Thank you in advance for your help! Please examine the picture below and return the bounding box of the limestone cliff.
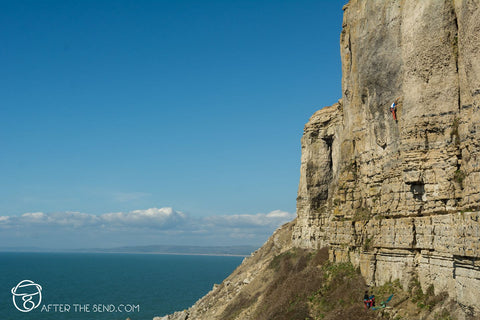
[293,0,480,314]
[158,1,480,319]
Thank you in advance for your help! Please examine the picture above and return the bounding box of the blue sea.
[0,252,244,320]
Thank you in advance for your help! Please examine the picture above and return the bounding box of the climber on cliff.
[390,98,398,121]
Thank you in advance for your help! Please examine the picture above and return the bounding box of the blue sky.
[0,0,345,249]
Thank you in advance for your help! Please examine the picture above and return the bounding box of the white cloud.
[2,208,293,231]
[52,211,101,227]
[266,210,292,218]
[0,208,295,247]
[19,211,101,227]
[4,207,186,230]
[204,210,295,228]
[21,212,46,220]
[101,207,186,229]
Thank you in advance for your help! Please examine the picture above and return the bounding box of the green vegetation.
[370,279,403,309]
[343,161,358,180]
[435,309,455,320]
[408,276,447,311]
[268,249,298,271]
[453,169,465,186]
[375,279,402,296]
[409,276,422,303]
[224,251,456,320]
[450,117,460,146]
[221,292,259,320]
[363,237,373,251]
[452,32,459,62]
[353,207,371,221]
[321,261,358,283]
[253,248,374,320]
[308,260,370,320]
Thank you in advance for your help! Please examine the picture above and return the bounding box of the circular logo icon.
[11,280,42,312]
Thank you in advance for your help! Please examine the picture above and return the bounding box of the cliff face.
[159,1,480,319]
[293,0,480,313]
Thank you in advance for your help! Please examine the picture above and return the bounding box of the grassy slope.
[179,222,460,320]
[220,247,375,320]
[219,247,458,320]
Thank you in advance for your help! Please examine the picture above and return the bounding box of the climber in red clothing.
[390,99,398,120]
[364,291,375,309]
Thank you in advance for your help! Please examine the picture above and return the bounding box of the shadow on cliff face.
[221,247,375,320]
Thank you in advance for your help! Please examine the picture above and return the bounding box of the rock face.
[157,1,480,319]
[293,0,480,314]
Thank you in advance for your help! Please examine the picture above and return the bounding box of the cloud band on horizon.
[0,208,295,249]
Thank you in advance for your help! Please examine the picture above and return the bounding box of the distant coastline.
[79,251,249,257]
[0,244,257,257]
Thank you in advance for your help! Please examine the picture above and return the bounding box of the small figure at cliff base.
[363,291,369,309]
[363,291,375,309]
